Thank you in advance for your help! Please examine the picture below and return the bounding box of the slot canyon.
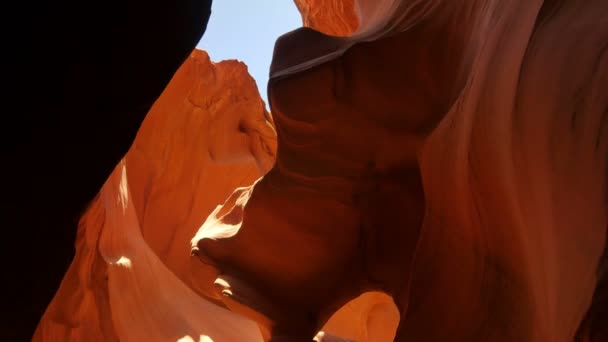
[4,0,607,341]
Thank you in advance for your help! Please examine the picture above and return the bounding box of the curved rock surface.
[34,1,607,341]
[294,0,358,36]
[34,50,274,341]
[194,0,608,341]
[321,292,399,342]
[35,49,383,342]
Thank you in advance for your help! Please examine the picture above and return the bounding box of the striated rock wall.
[35,1,607,341]
[35,48,387,342]
[34,50,274,342]
[293,0,358,36]
[194,0,608,341]
[124,50,276,301]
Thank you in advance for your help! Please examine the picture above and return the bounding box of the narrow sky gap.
[197,1,302,108]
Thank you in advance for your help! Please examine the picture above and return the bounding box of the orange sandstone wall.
[33,46,389,342]
[293,0,358,36]
[33,50,274,342]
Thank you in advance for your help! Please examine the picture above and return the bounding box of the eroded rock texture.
[34,50,274,342]
[294,0,358,36]
[194,1,608,341]
[321,292,399,342]
[35,49,381,342]
[34,1,607,341]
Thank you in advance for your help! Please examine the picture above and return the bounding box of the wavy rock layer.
[35,48,390,342]
[293,0,358,36]
[194,0,608,341]
[34,50,273,342]
[322,292,399,342]
[35,1,608,341]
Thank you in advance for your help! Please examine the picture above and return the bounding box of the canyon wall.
[294,0,358,36]
[34,50,273,342]
[35,49,391,342]
[34,1,607,341]
[194,0,607,341]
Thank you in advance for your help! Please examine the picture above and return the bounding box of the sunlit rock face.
[293,0,358,36]
[322,292,399,342]
[125,50,276,300]
[36,1,607,341]
[33,50,274,342]
[34,47,378,342]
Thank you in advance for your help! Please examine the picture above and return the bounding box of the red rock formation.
[36,1,608,341]
[35,47,377,342]
[124,50,276,301]
[293,0,358,36]
[194,1,608,341]
[321,292,399,342]
[34,50,274,341]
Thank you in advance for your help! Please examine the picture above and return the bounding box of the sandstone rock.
[195,1,608,340]
[36,45,391,341]
[125,50,276,300]
[321,292,399,342]
[293,0,358,36]
[34,1,608,341]
[34,50,274,341]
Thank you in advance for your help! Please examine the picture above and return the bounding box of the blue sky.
[196,1,302,108]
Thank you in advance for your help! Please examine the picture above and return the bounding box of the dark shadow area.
[2,0,212,339]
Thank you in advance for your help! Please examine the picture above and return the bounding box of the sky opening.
[196,1,302,108]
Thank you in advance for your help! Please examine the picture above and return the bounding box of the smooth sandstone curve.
[195,1,608,340]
